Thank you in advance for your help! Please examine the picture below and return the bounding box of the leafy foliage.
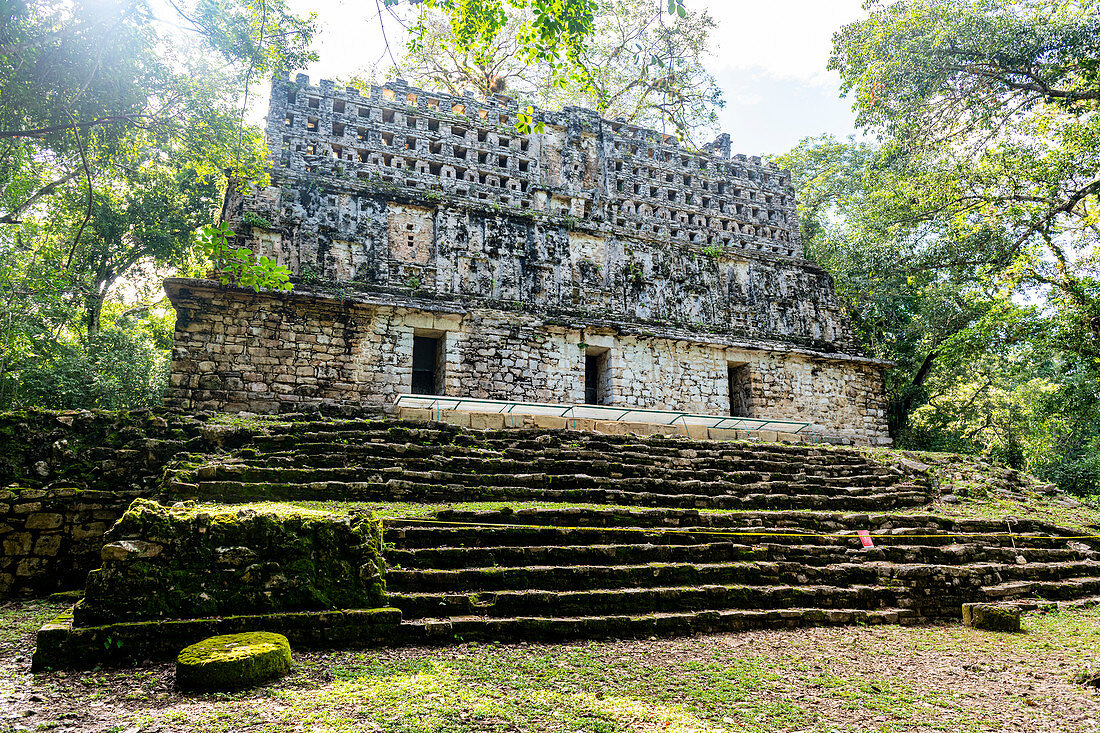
[378,0,721,141]
[791,0,1100,494]
[0,0,313,409]
[12,314,171,410]
[195,222,292,292]
[830,0,1100,363]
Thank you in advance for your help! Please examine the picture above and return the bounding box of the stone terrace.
[139,418,1100,646]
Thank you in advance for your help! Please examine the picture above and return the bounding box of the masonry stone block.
[469,412,505,430]
[26,512,64,530]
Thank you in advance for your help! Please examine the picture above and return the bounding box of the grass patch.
[0,599,59,646]
[6,604,1100,732]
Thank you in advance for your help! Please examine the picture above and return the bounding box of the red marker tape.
[858,530,874,548]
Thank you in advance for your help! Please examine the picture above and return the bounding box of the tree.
[830,0,1100,363]
[790,0,1100,493]
[776,136,1003,437]
[0,0,315,405]
[377,0,720,141]
[400,0,602,93]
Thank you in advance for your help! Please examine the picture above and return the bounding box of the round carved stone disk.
[176,632,291,691]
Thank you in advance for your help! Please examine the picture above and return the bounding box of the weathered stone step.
[385,524,1080,552]
[188,479,930,511]
[245,429,889,466]
[258,426,869,464]
[386,560,888,593]
[997,559,1100,584]
[386,541,1098,571]
[227,447,894,485]
[204,457,888,483]
[202,463,911,499]
[423,507,1083,540]
[389,582,897,619]
[985,576,1100,601]
[396,606,922,644]
[386,558,1100,595]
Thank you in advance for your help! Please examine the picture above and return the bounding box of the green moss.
[76,499,387,625]
[962,603,1021,632]
[175,632,292,691]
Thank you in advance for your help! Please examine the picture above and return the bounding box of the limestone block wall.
[164,279,890,443]
[182,77,895,443]
[75,499,387,626]
[0,409,209,599]
[262,75,798,257]
[0,487,145,598]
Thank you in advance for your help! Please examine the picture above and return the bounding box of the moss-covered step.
[31,606,401,671]
[395,606,922,645]
[75,499,387,626]
[176,632,291,691]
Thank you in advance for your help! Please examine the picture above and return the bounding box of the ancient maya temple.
[163,75,891,445]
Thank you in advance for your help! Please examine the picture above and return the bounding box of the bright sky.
[275,0,866,156]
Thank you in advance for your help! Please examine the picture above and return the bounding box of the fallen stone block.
[962,603,1021,632]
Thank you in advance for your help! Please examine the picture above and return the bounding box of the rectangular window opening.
[412,335,444,395]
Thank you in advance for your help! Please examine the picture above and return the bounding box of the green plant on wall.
[300,263,322,284]
[241,211,274,229]
[195,222,292,292]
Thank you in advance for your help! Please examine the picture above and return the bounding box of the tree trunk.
[85,289,105,337]
[888,348,939,437]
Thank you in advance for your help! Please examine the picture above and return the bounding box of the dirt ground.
[2,599,1099,733]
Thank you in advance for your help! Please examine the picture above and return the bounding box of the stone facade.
[165,76,891,443]
[0,409,199,599]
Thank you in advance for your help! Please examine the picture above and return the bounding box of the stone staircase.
[164,418,1100,643]
[171,420,931,511]
[381,507,1100,641]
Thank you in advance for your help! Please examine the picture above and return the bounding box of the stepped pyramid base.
[31,415,1100,669]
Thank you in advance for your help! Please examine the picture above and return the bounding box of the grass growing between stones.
[929,493,1100,536]
[860,447,1100,534]
[4,599,1100,732]
[171,495,1100,535]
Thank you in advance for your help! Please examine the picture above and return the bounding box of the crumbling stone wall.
[0,486,144,598]
[0,410,201,599]
[74,500,387,625]
[165,76,893,443]
[225,77,856,353]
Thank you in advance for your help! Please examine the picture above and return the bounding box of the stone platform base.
[32,607,402,671]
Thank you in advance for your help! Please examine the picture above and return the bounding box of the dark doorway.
[584,350,609,405]
[728,364,751,417]
[412,335,442,395]
[584,355,600,404]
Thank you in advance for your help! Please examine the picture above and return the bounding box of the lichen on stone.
[74,498,387,625]
[175,632,291,691]
[962,603,1022,632]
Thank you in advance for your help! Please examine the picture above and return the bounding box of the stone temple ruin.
[163,75,891,444]
[18,78,1100,679]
